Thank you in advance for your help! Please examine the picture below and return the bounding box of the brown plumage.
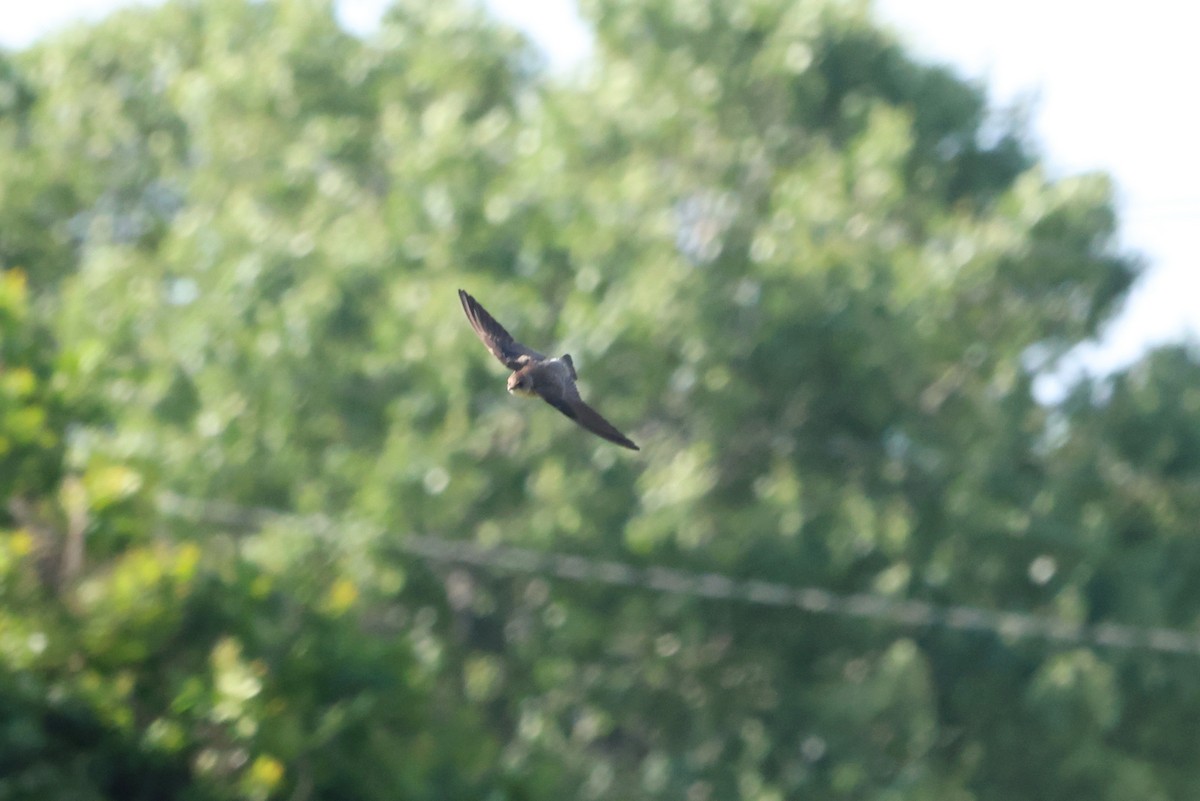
[458,289,639,450]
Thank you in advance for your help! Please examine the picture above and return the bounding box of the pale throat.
[507,381,539,398]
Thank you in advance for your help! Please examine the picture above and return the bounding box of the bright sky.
[6,0,1198,387]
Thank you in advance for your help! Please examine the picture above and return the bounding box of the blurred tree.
[2,0,1195,799]
[4,4,524,796]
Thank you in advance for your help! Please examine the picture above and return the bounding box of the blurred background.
[2,0,1198,799]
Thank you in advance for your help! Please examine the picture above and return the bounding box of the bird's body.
[458,289,639,450]
[507,356,573,398]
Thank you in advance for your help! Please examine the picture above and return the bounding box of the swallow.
[458,289,639,450]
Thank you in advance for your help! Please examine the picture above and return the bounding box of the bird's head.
[507,373,536,397]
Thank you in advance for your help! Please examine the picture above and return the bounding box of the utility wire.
[158,492,1200,657]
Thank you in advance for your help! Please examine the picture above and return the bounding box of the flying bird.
[458,289,639,450]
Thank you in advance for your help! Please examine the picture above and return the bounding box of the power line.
[157,492,1200,657]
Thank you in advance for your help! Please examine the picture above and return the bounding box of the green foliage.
[1,271,62,498]
[0,0,1193,798]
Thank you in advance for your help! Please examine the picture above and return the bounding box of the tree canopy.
[2,0,1196,799]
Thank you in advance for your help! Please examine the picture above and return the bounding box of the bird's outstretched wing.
[458,289,545,370]
[542,383,639,450]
